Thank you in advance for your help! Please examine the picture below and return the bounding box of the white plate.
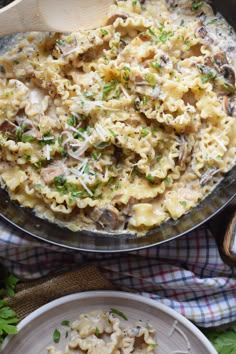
[2,291,217,354]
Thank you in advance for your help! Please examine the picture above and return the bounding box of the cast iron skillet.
[0,0,235,252]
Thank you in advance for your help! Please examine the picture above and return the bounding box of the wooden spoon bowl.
[0,0,114,37]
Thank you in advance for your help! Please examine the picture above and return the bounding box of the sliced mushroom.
[40,163,67,184]
[223,96,236,117]
[195,25,208,39]
[91,205,120,230]
[106,13,128,25]
[213,51,228,68]
[0,119,17,136]
[220,65,236,87]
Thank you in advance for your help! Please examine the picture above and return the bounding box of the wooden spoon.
[0,0,114,37]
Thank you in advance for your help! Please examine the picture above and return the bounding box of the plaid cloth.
[0,220,235,328]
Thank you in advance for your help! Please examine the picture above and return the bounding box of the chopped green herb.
[142,96,148,105]
[56,39,65,47]
[164,177,171,184]
[57,136,62,144]
[67,115,77,127]
[95,327,100,336]
[54,175,65,185]
[65,331,69,338]
[150,62,162,72]
[24,154,31,161]
[146,174,154,182]
[91,152,102,160]
[140,127,149,138]
[180,19,185,26]
[21,135,35,143]
[148,28,157,38]
[107,177,114,186]
[101,29,109,36]
[102,80,119,100]
[150,343,158,347]
[14,60,20,65]
[108,128,118,138]
[61,320,70,327]
[180,200,187,207]
[122,66,130,72]
[184,40,192,51]
[192,1,203,11]
[84,162,90,175]
[114,182,119,190]
[156,156,162,162]
[110,308,128,321]
[53,329,61,343]
[158,31,173,43]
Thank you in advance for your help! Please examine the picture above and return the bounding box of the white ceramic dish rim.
[2,290,217,353]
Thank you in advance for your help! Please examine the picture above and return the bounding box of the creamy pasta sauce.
[0,0,236,235]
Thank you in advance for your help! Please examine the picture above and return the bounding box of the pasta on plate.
[47,310,157,354]
[0,0,236,235]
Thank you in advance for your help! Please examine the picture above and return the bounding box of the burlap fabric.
[5,265,115,320]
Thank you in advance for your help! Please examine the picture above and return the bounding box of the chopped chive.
[53,329,61,343]
[61,320,70,327]
[110,308,128,321]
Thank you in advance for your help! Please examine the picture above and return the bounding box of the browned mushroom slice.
[195,25,208,39]
[0,119,17,136]
[91,206,120,230]
[220,65,236,87]
[223,96,236,117]
[213,51,228,68]
[40,164,66,184]
[106,13,128,25]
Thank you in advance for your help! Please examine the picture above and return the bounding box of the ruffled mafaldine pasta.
[0,0,236,234]
[47,310,157,354]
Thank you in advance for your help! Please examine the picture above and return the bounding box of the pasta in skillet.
[47,310,157,354]
[0,0,236,234]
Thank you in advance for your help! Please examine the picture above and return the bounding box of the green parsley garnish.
[192,0,203,11]
[140,127,149,138]
[101,29,109,36]
[21,135,35,143]
[109,128,118,138]
[24,154,31,161]
[67,115,77,127]
[56,39,65,46]
[95,327,100,336]
[146,174,154,182]
[180,19,185,26]
[158,31,173,43]
[110,308,128,321]
[180,200,187,207]
[114,182,119,190]
[38,134,55,146]
[54,175,65,184]
[164,177,171,184]
[61,320,70,327]
[102,80,119,100]
[53,329,61,343]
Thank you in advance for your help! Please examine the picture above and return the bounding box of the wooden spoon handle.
[0,0,47,36]
[0,0,113,37]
